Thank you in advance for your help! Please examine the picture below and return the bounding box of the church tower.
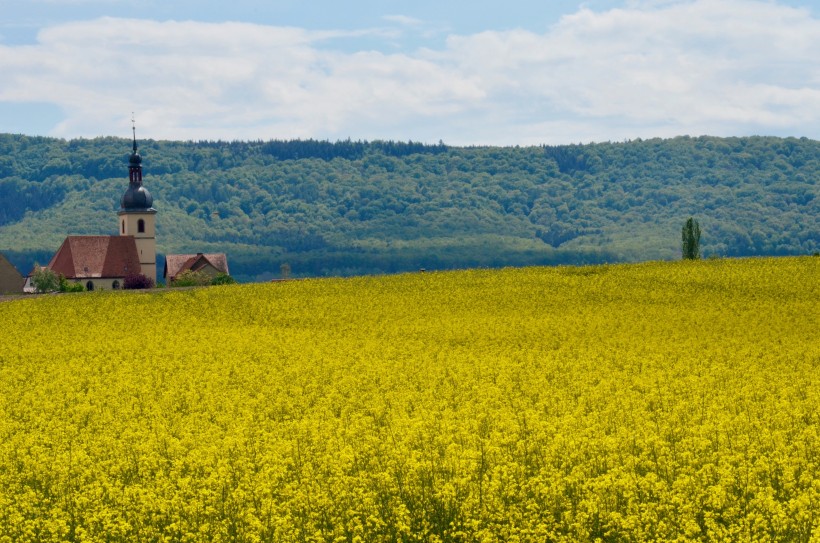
[118,121,157,283]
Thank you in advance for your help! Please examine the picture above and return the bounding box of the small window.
[86,281,94,291]
[121,220,125,234]
[137,219,145,233]
[112,280,120,290]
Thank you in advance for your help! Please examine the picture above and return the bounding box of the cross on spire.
[131,112,137,153]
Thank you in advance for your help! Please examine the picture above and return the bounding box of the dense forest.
[0,133,817,281]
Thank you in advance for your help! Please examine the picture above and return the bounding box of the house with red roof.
[164,253,229,283]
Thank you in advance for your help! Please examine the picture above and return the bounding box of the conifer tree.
[682,217,701,259]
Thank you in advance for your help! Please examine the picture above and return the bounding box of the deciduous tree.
[31,265,59,293]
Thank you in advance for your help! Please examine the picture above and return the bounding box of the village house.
[164,253,229,283]
[0,252,24,294]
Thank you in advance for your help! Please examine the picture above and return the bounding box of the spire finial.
[131,112,137,153]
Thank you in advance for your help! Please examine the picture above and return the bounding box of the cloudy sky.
[1,0,819,145]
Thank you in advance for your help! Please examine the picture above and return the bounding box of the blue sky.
[1,0,819,144]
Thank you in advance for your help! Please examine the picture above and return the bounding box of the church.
[25,127,228,291]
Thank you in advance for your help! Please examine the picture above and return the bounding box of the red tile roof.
[48,236,141,279]
[164,253,229,281]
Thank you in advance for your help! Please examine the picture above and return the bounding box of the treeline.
[261,138,447,161]
[0,134,817,281]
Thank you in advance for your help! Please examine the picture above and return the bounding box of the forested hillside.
[0,134,817,280]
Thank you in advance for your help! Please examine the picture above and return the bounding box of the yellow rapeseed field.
[0,257,818,542]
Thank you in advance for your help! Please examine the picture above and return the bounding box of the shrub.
[171,270,211,287]
[123,273,155,290]
[58,275,85,293]
[210,272,237,286]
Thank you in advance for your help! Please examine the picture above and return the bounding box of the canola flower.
[0,257,818,542]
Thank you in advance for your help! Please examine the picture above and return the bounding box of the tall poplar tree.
[681,217,701,260]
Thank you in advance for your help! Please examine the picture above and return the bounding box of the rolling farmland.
[0,257,818,542]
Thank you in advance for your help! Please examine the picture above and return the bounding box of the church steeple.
[121,116,153,211]
[119,115,157,283]
[128,116,143,186]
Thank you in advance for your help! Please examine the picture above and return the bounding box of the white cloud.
[0,1,818,144]
[436,0,820,142]
[382,15,425,26]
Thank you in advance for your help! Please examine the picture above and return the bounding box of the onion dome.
[121,184,153,210]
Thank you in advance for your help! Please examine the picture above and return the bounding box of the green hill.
[0,134,817,280]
